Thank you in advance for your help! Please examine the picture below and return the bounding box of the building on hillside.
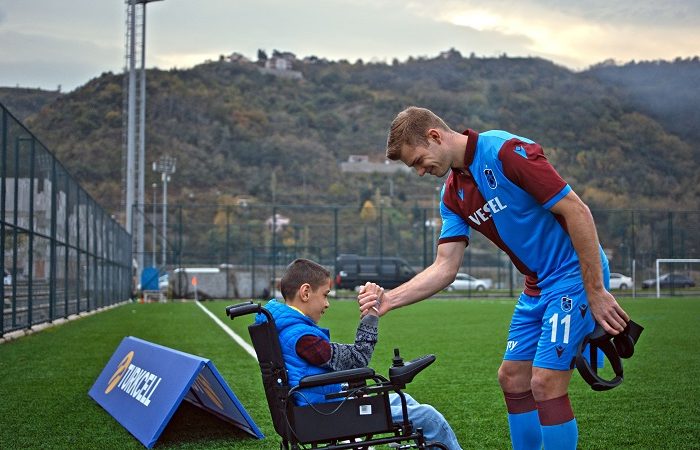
[259,51,303,79]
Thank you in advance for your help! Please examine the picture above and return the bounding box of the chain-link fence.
[140,201,700,299]
[1,103,132,337]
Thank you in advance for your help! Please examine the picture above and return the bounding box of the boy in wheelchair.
[257,258,462,449]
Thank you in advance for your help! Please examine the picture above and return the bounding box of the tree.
[360,200,377,222]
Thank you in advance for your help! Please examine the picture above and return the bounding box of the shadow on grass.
[156,400,260,448]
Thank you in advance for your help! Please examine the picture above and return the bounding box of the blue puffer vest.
[254,299,341,405]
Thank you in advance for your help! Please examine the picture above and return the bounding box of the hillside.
[588,58,700,144]
[0,87,63,123]
[3,53,699,214]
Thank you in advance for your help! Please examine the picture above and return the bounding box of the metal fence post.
[668,211,674,296]
[422,209,428,268]
[225,205,230,297]
[27,137,35,326]
[64,167,70,317]
[379,204,384,260]
[49,154,57,321]
[86,196,91,311]
[251,246,256,298]
[333,207,338,275]
[0,108,6,335]
[10,133,19,328]
[272,205,277,287]
[178,205,183,271]
[92,199,98,309]
[111,218,117,304]
[76,188,81,312]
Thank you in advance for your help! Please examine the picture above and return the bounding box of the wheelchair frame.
[226,301,448,450]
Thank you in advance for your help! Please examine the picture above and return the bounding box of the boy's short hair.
[386,106,450,160]
[280,258,331,301]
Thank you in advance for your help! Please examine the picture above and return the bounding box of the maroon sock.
[504,390,537,414]
[536,394,574,426]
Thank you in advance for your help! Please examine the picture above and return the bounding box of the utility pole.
[152,182,157,266]
[153,156,175,267]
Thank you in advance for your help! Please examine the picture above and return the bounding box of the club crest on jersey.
[484,168,498,189]
[561,296,573,313]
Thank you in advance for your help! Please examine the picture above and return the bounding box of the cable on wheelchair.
[282,385,372,449]
[289,385,370,416]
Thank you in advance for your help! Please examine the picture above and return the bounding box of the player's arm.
[550,191,629,334]
[499,139,629,333]
[359,240,466,316]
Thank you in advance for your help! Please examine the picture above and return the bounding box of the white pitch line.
[194,300,257,359]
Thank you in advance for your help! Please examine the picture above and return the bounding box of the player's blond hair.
[386,107,450,160]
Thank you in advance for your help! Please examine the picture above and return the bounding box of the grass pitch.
[0,296,698,449]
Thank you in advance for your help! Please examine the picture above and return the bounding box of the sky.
[0,0,698,92]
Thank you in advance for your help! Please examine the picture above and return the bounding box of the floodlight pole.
[136,1,148,277]
[125,0,137,236]
[125,0,163,282]
[432,185,440,260]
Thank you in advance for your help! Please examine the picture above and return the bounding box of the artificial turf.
[0,296,698,449]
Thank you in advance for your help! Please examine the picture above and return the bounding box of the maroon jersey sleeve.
[498,140,568,205]
[296,335,332,366]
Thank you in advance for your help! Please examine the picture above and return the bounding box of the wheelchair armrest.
[389,354,435,388]
[298,367,375,389]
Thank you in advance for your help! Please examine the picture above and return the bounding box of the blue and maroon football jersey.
[439,129,607,296]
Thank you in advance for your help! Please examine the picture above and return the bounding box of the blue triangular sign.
[89,336,263,448]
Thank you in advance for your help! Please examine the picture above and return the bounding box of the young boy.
[255,258,462,450]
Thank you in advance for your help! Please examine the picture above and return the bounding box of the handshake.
[357,282,385,317]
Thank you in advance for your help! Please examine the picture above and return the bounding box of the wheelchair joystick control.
[392,348,404,367]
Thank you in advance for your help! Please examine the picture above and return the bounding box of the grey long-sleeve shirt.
[294,315,378,370]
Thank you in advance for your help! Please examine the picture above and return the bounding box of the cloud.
[1,0,698,90]
[0,30,121,90]
[403,0,699,69]
[531,0,700,27]
[147,0,534,66]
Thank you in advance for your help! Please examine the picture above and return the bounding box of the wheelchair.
[226,301,449,450]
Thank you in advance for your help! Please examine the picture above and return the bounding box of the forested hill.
[2,52,698,213]
[0,87,62,122]
[589,58,700,144]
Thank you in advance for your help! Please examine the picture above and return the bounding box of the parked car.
[446,273,493,291]
[609,272,633,290]
[334,254,416,290]
[641,273,696,289]
[159,273,169,290]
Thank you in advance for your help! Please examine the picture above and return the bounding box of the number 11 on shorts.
[549,313,571,344]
